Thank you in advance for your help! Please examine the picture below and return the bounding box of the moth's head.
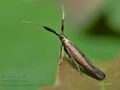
[59,33,65,39]
[59,34,69,42]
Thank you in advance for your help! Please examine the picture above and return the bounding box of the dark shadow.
[79,15,120,38]
[64,57,105,81]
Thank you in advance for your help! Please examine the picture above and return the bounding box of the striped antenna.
[61,4,65,34]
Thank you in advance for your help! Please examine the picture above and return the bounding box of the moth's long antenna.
[22,20,60,37]
[61,5,65,34]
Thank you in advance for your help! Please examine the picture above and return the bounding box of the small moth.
[23,6,105,80]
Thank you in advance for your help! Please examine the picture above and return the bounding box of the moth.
[23,6,105,80]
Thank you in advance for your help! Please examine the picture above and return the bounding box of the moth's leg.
[58,45,64,66]
[73,59,83,75]
[72,59,80,70]
[72,59,83,74]
[58,5,65,65]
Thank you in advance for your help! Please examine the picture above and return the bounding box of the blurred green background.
[0,0,120,90]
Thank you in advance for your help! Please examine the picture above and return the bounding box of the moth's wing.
[58,45,64,64]
[66,41,95,66]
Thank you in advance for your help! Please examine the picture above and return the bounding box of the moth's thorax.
[60,35,70,46]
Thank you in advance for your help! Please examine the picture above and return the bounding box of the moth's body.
[60,35,105,80]
[24,6,105,80]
